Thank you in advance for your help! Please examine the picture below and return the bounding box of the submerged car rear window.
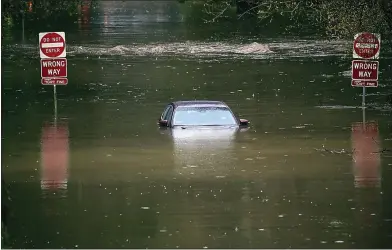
[173,106,237,126]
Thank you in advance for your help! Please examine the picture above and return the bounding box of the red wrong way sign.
[352,60,378,80]
[41,58,67,78]
[39,32,66,58]
[353,32,380,59]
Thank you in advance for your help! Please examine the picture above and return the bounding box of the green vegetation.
[1,0,95,31]
[3,0,390,41]
[186,0,392,40]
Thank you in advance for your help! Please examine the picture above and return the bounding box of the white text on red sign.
[351,80,378,87]
[351,60,378,80]
[39,32,66,59]
[41,77,68,85]
[41,58,67,78]
[354,43,379,49]
[352,32,380,59]
[41,36,63,43]
[42,47,63,55]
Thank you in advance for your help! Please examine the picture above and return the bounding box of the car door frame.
[160,105,171,121]
[164,105,174,127]
[159,104,174,127]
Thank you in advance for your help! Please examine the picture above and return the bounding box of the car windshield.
[172,106,237,126]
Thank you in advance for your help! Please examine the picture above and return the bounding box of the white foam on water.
[3,39,351,60]
[315,105,360,109]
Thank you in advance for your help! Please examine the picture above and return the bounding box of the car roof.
[171,100,229,108]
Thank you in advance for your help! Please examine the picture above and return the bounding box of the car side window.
[164,106,174,121]
[161,105,171,120]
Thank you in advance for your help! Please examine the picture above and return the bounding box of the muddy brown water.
[1,0,392,248]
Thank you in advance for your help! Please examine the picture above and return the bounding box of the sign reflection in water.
[78,0,91,29]
[351,121,381,188]
[171,127,239,178]
[40,122,69,194]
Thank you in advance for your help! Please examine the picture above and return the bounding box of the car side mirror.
[158,120,168,127]
[239,119,249,126]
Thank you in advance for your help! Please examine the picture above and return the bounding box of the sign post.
[54,83,57,122]
[39,32,67,121]
[351,32,381,108]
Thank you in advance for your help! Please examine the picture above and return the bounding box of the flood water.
[2,0,392,248]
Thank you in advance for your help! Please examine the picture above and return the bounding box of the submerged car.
[157,100,249,128]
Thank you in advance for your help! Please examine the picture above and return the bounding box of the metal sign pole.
[362,86,366,107]
[362,86,366,128]
[54,85,57,126]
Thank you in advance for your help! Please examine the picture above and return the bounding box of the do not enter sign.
[353,32,380,59]
[39,32,66,58]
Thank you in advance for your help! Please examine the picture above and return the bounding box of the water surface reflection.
[169,127,241,178]
[351,121,381,188]
[40,121,69,197]
[77,0,91,30]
